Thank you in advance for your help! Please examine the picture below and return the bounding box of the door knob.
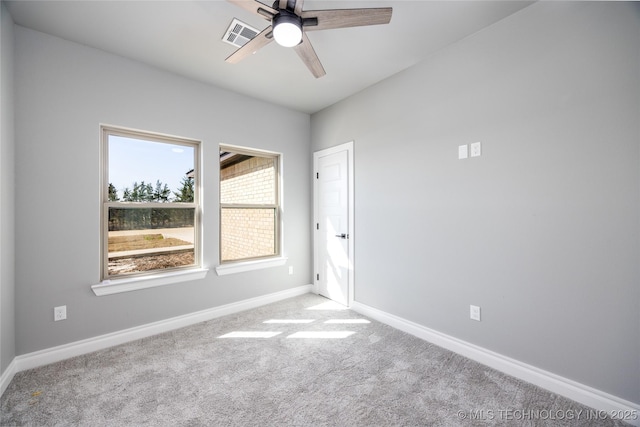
[335,233,348,239]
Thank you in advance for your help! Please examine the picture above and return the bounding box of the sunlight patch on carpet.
[218,331,282,338]
[287,331,355,339]
[263,319,315,324]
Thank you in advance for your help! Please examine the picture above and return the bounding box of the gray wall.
[14,26,311,355]
[311,2,640,404]
[1,2,16,376]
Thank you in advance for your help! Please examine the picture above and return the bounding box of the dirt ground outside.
[107,227,195,275]
[108,227,194,244]
[108,250,195,275]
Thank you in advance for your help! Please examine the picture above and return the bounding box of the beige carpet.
[1,294,626,426]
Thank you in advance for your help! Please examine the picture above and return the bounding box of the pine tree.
[173,176,194,203]
[127,181,154,202]
[129,181,140,201]
[107,183,120,201]
[153,180,171,202]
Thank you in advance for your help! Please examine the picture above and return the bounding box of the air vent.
[222,18,260,48]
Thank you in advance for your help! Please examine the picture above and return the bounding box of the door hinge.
[316,273,319,281]
[316,223,319,230]
[316,172,319,179]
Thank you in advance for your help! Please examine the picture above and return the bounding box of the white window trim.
[99,124,202,289]
[92,268,209,296]
[215,256,287,276]
[218,144,284,268]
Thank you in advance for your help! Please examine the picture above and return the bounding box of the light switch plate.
[470,305,481,321]
[458,145,468,159]
[471,142,481,157]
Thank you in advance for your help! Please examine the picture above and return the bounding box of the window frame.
[100,125,202,282]
[218,144,282,265]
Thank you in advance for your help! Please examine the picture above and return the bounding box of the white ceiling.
[5,0,533,114]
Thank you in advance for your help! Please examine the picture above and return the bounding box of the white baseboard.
[351,301,640,427]
[0,358,17,398]
[4,286,638,427]
[5,285,312,380]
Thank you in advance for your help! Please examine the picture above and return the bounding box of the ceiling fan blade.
[302,8,392,31]
[225,26,274,64]
[279,0,288,11]
[227,0,277,20]
[293,33,326,78]
[293,0,304,15]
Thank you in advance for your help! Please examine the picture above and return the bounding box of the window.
[101,126,200,280]
[220,146,280,263]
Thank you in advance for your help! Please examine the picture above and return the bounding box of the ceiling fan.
[225,0,393,78]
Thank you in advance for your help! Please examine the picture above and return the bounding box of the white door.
[314,142,353,307]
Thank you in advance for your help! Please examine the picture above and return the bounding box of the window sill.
[215,256,288,276]
[92,268,209,296]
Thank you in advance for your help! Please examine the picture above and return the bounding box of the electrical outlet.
[470,305,481,321]
[54,305,67,321]
[470,141,482,157]
[458,144,468,159]
[288,266,294,275]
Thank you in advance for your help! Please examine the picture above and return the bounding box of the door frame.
[313,141,355,307]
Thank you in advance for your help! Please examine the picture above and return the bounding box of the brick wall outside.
[221,156,276,261]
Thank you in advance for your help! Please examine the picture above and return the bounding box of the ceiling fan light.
[273,13,302,47]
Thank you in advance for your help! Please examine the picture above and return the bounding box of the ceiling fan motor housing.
[272,10,303,47]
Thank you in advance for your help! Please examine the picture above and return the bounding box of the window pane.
[108,207,195,275]
[220,153,276,205]
[221,208,275,261]
[102,126,200,281]
[109,136,195,203]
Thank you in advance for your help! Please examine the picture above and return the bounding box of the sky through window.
[108,136,194,199]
